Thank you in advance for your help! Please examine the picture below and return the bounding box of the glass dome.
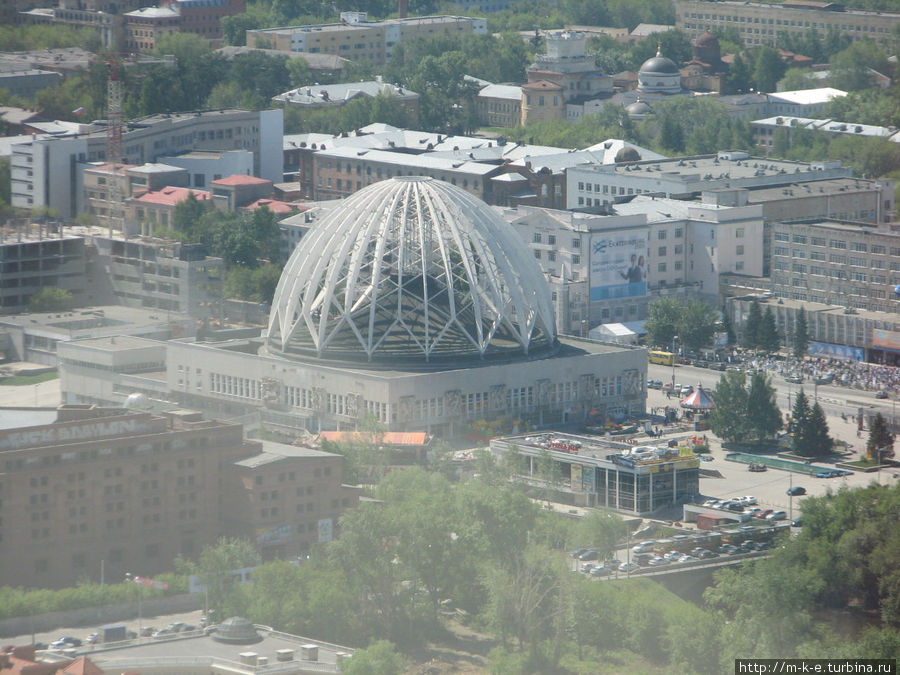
[266,176,556,367]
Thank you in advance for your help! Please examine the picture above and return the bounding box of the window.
[736,245,744,255]
[572,238,581,248]
[533,233,542,243]
[658,246,666,256]
[534,250,541,259]
[736,228,744,238]
[548,235,556,245]
[658,263,667,272]
[572,255,580,265]
[658,230,667,240]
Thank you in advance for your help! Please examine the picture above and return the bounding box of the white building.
[10,108,283,218]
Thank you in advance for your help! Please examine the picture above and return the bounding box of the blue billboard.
[808,340,864,362]
[589,230,648,301]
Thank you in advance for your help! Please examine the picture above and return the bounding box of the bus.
[648,350,674,366]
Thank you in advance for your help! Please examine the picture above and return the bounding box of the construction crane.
[106,57,125,238]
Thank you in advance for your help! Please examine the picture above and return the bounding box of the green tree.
[184,537,260,621]
[28,288,73,312]
[720,306,735,346]
[866,412,894,462]
[172,191,208,238]
[752,46,787,93]
[779,67,817,92]
[829,39,890,91]
[286,56,313,87]
[759,306,781,353]
[570,510,628,560]
[708,371,750,442]
[746,372,783,440]
[645,296,682,349]
[793,307,809,358]
[791,389,813,456]
[726,53,752,94]
[341,640,407,675]
[807,402,833,457]
[742,300,763,349]
[677,299,719,352]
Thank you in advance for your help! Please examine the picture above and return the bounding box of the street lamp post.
[788,473,793,523]
[671,335,678,397]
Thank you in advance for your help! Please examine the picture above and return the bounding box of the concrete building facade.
[0,227,86,313]
[0,404,358,588]
[11,109,283,219]
[675,0,900,48]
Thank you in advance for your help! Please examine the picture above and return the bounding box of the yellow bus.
[648,350,674,366]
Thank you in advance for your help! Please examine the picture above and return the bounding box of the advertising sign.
[256,523,291,546]
[808,340,864,362]
[873,329,900,353]
[589,230,648,301]
[317,518,334,543]
[581,466,595,492]
[570,464,582,491]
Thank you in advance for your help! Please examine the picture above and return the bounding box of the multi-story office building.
[725,294,900,366]
[246,12,487,65]
[734,219,900,314]
[500,197,764,333]
[0,403,359,588]
[675,0,900,48]
[476,84,522,128]
[0,226,86,313]
[566,150,853,208]
[10,108,283,219]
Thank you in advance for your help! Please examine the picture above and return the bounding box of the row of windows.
[684,11,892,34]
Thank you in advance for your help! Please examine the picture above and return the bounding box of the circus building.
[60,177,647,437]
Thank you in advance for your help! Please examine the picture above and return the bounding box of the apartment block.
[0,403,359,588]
[247,12,486,66]
[675,0,900,48]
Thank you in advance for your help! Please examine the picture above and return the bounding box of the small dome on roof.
[625,99,652,116]
[212,617,262,644]
[695,30,719,47]
[640,53,679,75]
[615,146,643,162]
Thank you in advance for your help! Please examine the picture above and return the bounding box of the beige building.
[0,403,359,588]
[247,12,487,66]
[521,80,566,124]
[675,0,900,48]
[476,84,522,128]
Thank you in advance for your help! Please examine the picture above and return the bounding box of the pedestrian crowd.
[739,352,900,395]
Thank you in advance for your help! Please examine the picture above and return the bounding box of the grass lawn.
[0,371,58,386]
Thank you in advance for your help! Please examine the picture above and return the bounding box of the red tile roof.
[132,186,211,207]
[60,657,103,675]
[242,198,306,214]
[211,174,272,187]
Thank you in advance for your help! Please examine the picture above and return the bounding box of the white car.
[766,510,787,521]
[735,495,757,506]
[702,499,721,508]
[744,507,763,517]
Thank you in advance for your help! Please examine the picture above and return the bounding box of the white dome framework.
[267,177,556,366]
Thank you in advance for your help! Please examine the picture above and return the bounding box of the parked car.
[766,510,787,521]
[619,561,640,573]
[756,509,773,519]
[744,507,763,517]
[680,385,694,396]
[140,627,156,637]
[748,463,768,472]
[648,556,669,566]
[785,374,803,384]
[726,501,745,512]
[578,550,599,561]
[662,382,674,393]
[631,541,656,554]
[698,549,719,559]
[581,562,596,573]
[694,360,709,369]
[603,558,620,569]
[719,544,740,555]
[710,362,727,371]
[55,637,81,647]
[663,550,682,561]
[571,547,589,558]
[791,518,803,527]
[678,554,699,563]
[86,633,99,645]
[590,565,612,577]
[736,495,757,506]
[702,499,721,508]
[633,553,654,566]
[787,486,806,496]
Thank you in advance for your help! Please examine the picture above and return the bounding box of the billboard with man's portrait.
[589,229,649,301]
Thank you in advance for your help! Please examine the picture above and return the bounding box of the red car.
[755,509,773,519]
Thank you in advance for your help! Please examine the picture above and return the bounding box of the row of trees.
[173,467,899,673]
[643,296,719,353]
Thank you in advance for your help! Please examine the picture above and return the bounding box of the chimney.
[398,0,408,18]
